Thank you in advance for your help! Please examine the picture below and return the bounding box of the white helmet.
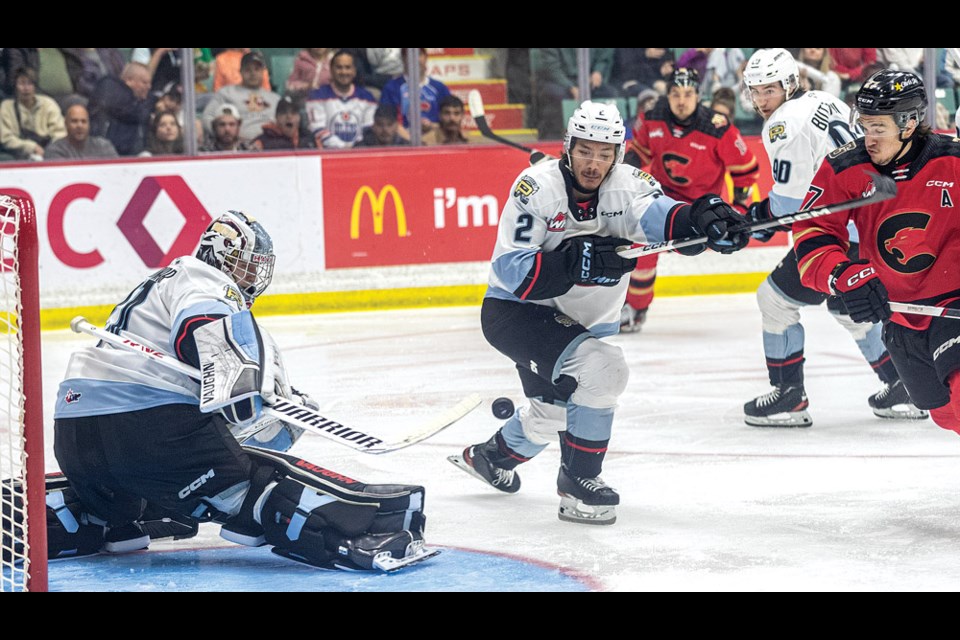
[743,48,800,98]
[563,100,626,165]
[196,210,275,305]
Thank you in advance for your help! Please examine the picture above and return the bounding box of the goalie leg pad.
[237,447,428,569]
[42,477,108,559]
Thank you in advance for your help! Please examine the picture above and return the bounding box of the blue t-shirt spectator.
[379,76,451,128]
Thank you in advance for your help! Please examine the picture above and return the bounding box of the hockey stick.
[467,89,548,164]
[70,317,481,455]
[617,171,898,259]
[889,303,960,319]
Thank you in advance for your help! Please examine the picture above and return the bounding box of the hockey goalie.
[4,210,436,572]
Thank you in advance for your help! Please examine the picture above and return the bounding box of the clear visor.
[744,83,786,108]
[852,110,908,138]
[569,143,617,165]
[225,248,276,303]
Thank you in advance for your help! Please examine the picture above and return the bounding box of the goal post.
[1,194,47,592]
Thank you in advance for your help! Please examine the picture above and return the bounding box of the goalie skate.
[556,465,619,526]
[320,536,440,573]
[868,380,929,420]
[744,384,812,427]
[370,539,441,573]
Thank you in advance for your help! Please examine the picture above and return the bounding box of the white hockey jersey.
[486,159,683,336]
[55,256,247,419]
[761,90,861,241]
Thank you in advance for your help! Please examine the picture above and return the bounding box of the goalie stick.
[888,303,960,319]
[70,317,481,455]
[468,89,548,164]
[617,171,898,260]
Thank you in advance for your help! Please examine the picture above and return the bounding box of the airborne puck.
[492,397,515,419]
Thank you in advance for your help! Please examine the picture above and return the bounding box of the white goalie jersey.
[55,256,248,419]
[486,159,684,336]
[762,90,861,241]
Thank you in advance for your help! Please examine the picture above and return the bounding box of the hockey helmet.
[563,100,626,165]
[854,69,926,133]
[196,210,275,304]
[670,67,700,91]
[743,48,800,101]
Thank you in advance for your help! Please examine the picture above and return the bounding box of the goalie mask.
[197,210,275,304]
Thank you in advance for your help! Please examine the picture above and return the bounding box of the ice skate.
[619,303,647,334]
[556,464,619,525]
[869,380,929,420]
[744,384,812,427]
[447,435,520,493]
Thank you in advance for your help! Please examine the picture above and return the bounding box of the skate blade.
[447,453,496,490]
[872,405,930,420]
[447,453,487,484]
[744,410,813,428]
[557,495,617,526]
[372,541,441,573]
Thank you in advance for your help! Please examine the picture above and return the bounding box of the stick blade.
[467,89,485,118]
[365,392,483,454]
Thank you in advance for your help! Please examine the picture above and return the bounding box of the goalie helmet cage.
[0,195,46,592]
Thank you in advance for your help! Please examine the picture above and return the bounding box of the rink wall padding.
[0,142,780,331]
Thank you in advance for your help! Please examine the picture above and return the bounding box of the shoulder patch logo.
[711,113,728,128]
[828,140,858,159]
[224,286,245,308]
[513,176,540,205]
[768,122,787,143]
[632,169,658,188]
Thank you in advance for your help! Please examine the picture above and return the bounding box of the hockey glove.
[689,194,750,254]
[561,235,637,286]
[829,260,891,324]
[745,199,788,243]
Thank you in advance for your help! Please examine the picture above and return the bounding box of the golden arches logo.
[350,185,408,239]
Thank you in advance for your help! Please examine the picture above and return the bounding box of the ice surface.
[37,294,960,591]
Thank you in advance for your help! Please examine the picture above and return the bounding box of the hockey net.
[0,194,46,592]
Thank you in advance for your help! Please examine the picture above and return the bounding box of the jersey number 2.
[514,213,534,242]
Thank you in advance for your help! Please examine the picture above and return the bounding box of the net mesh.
[0,195,30,592]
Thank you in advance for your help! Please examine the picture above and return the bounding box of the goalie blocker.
[6,447,434,572]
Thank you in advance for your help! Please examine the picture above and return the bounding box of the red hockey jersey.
[794,134,960,330]
[627,98,759,202]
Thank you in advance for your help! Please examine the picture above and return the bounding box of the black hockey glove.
[745,199,789,243]
[560,235,637,286]
[689,194,750,254]
[829,260,891,324]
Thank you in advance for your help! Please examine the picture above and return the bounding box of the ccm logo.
[179,469,215,499]
[926,180,954,187]
[846,266,875,287]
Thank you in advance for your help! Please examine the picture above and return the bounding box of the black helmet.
[670,67,700,91]
[855,69,926,130]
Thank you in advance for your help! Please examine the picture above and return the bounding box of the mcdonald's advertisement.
[322,146,541,268]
